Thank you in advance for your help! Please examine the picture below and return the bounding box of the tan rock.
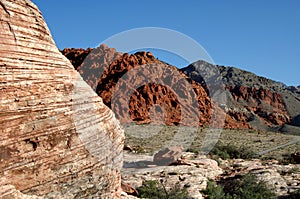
[0,0,124,198]
[122,154,222,199]
[222,159,300,197]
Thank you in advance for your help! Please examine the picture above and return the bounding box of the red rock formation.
[63,47,213,127]
[227,85,290,126]
[61,48,93,70]
[63,46,261,129]
[64,46,292,129]
[0,0,123,198]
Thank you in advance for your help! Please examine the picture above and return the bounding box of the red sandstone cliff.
[73,46,212,126]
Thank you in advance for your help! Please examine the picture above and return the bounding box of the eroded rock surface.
[62,46,299,131]
[0,0,124,198]
[63,46,213,127]
[220,159,300,197]
[122,152,223,199]
[121,152,300,198]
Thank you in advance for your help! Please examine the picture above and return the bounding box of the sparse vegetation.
[136,180,191,199]
[203,174,276,199]
[202,180,231,199]
[279,167,300,175]
[280,153,297,165]
[125,126,299,162]
[186,147,199,155]
[132,145,147,153]
[209,141,258,160]
[289,188,300,199]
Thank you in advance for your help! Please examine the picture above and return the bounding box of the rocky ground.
[120,148,300,199]
[120,125,299,198]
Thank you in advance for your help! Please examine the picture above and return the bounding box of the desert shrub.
[210,141,258,160]
[227,173,276,199]
[203,174,276,199]
[289,188,300,199]
[280,153,296,165]
[202,180,232,199]
[136,180,191,199]
[186,147,199,155]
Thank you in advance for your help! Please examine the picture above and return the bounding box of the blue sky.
[32,0,299,86]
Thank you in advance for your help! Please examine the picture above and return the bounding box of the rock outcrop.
[122,152,223,199]
[121,152,300,198]
[61,48,93,70]
[220,158,300,197]
[62,47,297,130]
[63,46,213,127]
[0,0,123,198]
[181,61,300,132]
[226,85,290,126]
[61,45,299,131]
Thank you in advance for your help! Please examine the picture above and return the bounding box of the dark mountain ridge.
[181,61,300,133]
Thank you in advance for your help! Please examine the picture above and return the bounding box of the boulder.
[153,146,184,166]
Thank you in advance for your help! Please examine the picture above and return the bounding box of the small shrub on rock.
[203,174,276,199]
[136,180,191,199]
[289,188,300,199]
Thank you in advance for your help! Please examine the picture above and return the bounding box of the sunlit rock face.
[0,0,124,198]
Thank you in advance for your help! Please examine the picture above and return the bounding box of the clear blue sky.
[32,0,299,86]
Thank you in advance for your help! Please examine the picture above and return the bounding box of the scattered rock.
[121,182,138,197]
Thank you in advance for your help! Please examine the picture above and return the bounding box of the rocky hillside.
[181,61,300,133]
[0,0,123,198]
[62,46,299,132]
[62,46,255,129]
[62,46,212,127]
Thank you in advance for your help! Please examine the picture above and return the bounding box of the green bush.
[289,188,300,199]
[280,153,297,165]
[203,174,276,199]
[210,141,258,160]
[228,173,276,199]
[136,180,191,199]
[202,180,232,199]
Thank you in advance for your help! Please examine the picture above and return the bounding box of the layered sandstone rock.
[0,0,123,198]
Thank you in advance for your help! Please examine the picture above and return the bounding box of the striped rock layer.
[0,0,124,198]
